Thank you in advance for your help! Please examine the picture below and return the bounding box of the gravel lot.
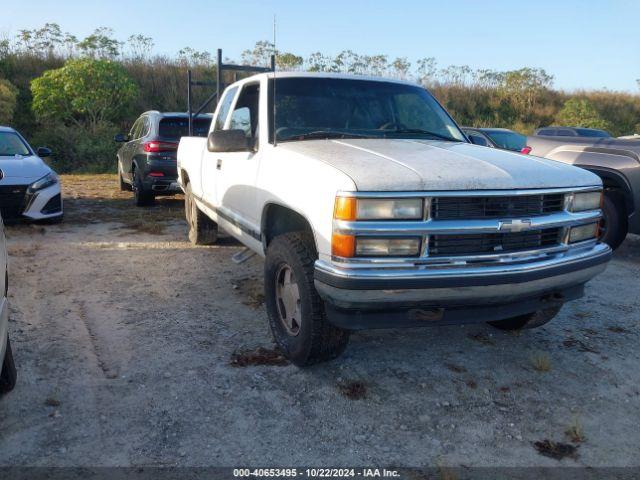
[0,175,638,469]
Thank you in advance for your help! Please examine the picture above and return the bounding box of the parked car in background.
[535,126,612,138]
[618,134,640,140]
[0,214,16,395]
[115,112,212,206]
[463,127,531,154]
[0,126,62,223]
[178,72,610,366]
[528,134,640,249]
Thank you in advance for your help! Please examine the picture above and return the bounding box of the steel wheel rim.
[275,264,301,336]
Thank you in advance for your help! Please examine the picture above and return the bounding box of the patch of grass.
[44,397,61,407]
[531,353,552,372]
[337,380,367,400]
[59,174,184,230]
[565,417,586,443]
[467,332,495,345]
[229,347,289,367]
[533,439,579,460]
[231,277,265,308]
[608,326,630,334]
[445,363,467,374]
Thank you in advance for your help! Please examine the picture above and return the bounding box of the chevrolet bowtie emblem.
[498,219,532,232]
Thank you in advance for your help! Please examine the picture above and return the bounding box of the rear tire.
[600,191,627,250]
[488,305,562,331]
[133,168,155,207]
[0,337,17,395]
[184,182,218,245]
[264,232,350,366]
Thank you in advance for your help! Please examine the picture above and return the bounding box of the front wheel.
[488,305,562,331]
[0,337,17,395]
[600,191,627,250]
[264,232,350,366]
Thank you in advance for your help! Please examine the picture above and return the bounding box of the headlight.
[568,223,599,243]
[569,191,602,212]
[28,172,58,192]
[334,197,423,220]
[355,237,421,257]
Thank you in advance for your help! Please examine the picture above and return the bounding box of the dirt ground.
[0,174,638,468]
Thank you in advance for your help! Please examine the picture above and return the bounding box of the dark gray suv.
[115,112,212,206]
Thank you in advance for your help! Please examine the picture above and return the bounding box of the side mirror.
[468,135,489,147]
[36,147,53,157]
[207,129,250,152]
[114,133,128,143]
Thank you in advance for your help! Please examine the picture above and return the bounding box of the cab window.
[214,87,238,131]
[228,83,260,145]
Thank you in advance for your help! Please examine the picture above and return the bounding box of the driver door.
[213,82,262,239]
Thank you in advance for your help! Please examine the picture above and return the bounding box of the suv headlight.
[568,191,602,212]
[334,197,423,220]
[28,172,58,192]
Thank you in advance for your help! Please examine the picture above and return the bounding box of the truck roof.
[0,126,16,132]
[229,71,420,88]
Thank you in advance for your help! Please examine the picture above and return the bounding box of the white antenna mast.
[273,14,278,147]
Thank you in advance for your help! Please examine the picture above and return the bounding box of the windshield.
[159,117,212,139]
[0,132,31,156]
[268,77,466,143]
[483,130,527,151]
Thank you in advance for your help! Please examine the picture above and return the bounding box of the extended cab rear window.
[159,117,212,139]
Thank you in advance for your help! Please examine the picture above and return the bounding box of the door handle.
[216,159,222,170]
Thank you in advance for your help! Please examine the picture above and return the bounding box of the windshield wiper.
[383,128,460,142]
[279,130,377,142]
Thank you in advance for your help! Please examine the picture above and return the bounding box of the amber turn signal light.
[333,196,357,221]
[332,233,355,257]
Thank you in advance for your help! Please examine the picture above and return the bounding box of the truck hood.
[0,155,51,182]
[280,139,601,191]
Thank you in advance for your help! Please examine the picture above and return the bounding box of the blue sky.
[2,0,638,92]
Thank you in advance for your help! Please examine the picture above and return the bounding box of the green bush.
[31,58,138,132]
[0,78,18,124]
[555,98,612,132]
[29,122,118,173]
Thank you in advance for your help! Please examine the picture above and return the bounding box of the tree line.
[0,23,639,173]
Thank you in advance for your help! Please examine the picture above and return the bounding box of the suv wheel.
[264,232,350,366]
[132,168,155,207]
[488,305,562,331]
[0,337,17,395]
[185,182,218,245]
[600,191,627,250]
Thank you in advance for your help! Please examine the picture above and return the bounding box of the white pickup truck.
[177,72,611,366]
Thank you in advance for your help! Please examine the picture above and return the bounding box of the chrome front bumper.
[314,242,611,311]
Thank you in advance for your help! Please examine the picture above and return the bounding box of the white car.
[0,214,16,394]
[178,72,611,366]
[0,126,62,222]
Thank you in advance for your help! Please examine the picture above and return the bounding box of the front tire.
[0,337,17,395]
[488,305,562,331]
[184,182,218,245]
[264,232,350,366]
[600,191,627,250]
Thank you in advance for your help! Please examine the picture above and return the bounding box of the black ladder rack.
[187,48,275,136]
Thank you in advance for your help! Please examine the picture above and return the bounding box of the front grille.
[428,228,561,257]
[0,185,27,220]
[431,194,564,220]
